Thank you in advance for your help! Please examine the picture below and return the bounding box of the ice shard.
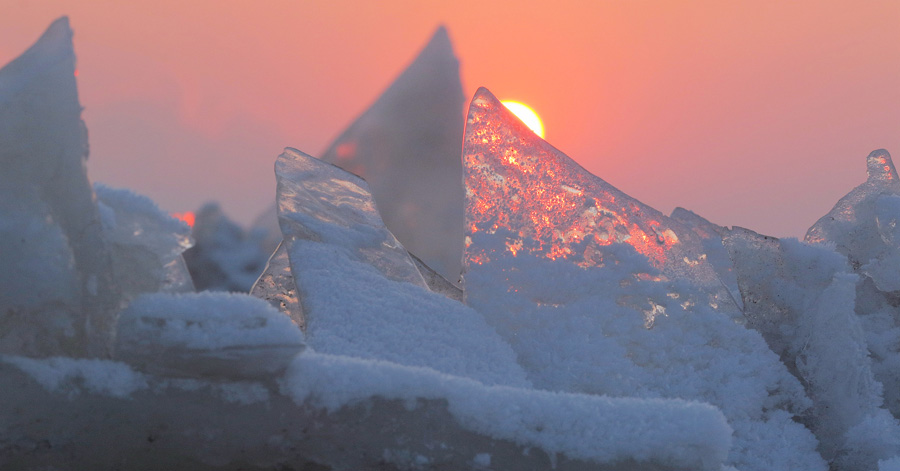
[256,26,465,283]
[807,150,900,290]
[273,148,528,387]
[462,88,825,471]
[724,227,900,469]
[250,240,304,328]
[463,88,734,309]
[0,17,119,358]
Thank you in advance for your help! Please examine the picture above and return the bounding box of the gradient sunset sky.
[1,1,897,237]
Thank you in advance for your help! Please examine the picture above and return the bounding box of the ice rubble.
[6,16,900,471]
[462,87,828,471]
[3,19,743,471]
[256,26,466,282]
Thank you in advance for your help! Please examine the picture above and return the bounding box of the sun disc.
[501,101,545,138]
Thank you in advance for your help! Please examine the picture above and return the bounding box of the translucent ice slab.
[255,27,465,282]
[271,148,528,387]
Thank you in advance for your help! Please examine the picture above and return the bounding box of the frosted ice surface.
[670,207,742,310]
[115,292,304,379]
[276,148,428,287]
[807,150,900,276]
[182,202,269,292]
[95,184,194,297]
[274,148,529,387]
[463,88,736,313]
[250,240,304,328]
[0,17,119,358]
[256,26,465,282]
[462,88,824,471]
[724,228,900,467]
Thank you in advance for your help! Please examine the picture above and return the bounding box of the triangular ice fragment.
[463,88,731,305]
[0,17,119,358]
[461,87,825,471]
[273,148,528,387]
[256,26,465,283]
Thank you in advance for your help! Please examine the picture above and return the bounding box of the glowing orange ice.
[462,87,724,290]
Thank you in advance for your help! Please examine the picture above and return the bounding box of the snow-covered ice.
[5,16,900,471]
[461,87,826,471]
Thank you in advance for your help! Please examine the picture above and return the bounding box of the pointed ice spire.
[320,25,465,282]
[806,150,900,274]
[0,17,119,358]
[463,87,724,294]
[255,26,465,283]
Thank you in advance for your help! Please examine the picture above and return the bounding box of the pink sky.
[1,1,898,237]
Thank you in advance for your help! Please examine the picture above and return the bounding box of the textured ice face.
[462,89,734,308]
[807,150,900,278]
[269,148,529,387]
[461,88,825,471]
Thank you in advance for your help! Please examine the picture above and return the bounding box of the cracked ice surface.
[272,148,528,387]
[462,87,826,471]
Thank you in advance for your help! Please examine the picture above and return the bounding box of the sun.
[501,101,545,138]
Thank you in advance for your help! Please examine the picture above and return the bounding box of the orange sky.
[1,0,898,237]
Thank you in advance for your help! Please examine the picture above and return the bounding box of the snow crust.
[281,351,733,470]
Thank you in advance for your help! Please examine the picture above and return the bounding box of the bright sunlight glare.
[501,101,545,138]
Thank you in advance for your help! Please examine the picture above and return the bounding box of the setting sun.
[501,101,545,138]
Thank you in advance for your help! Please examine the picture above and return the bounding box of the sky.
[1,0,898,237]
